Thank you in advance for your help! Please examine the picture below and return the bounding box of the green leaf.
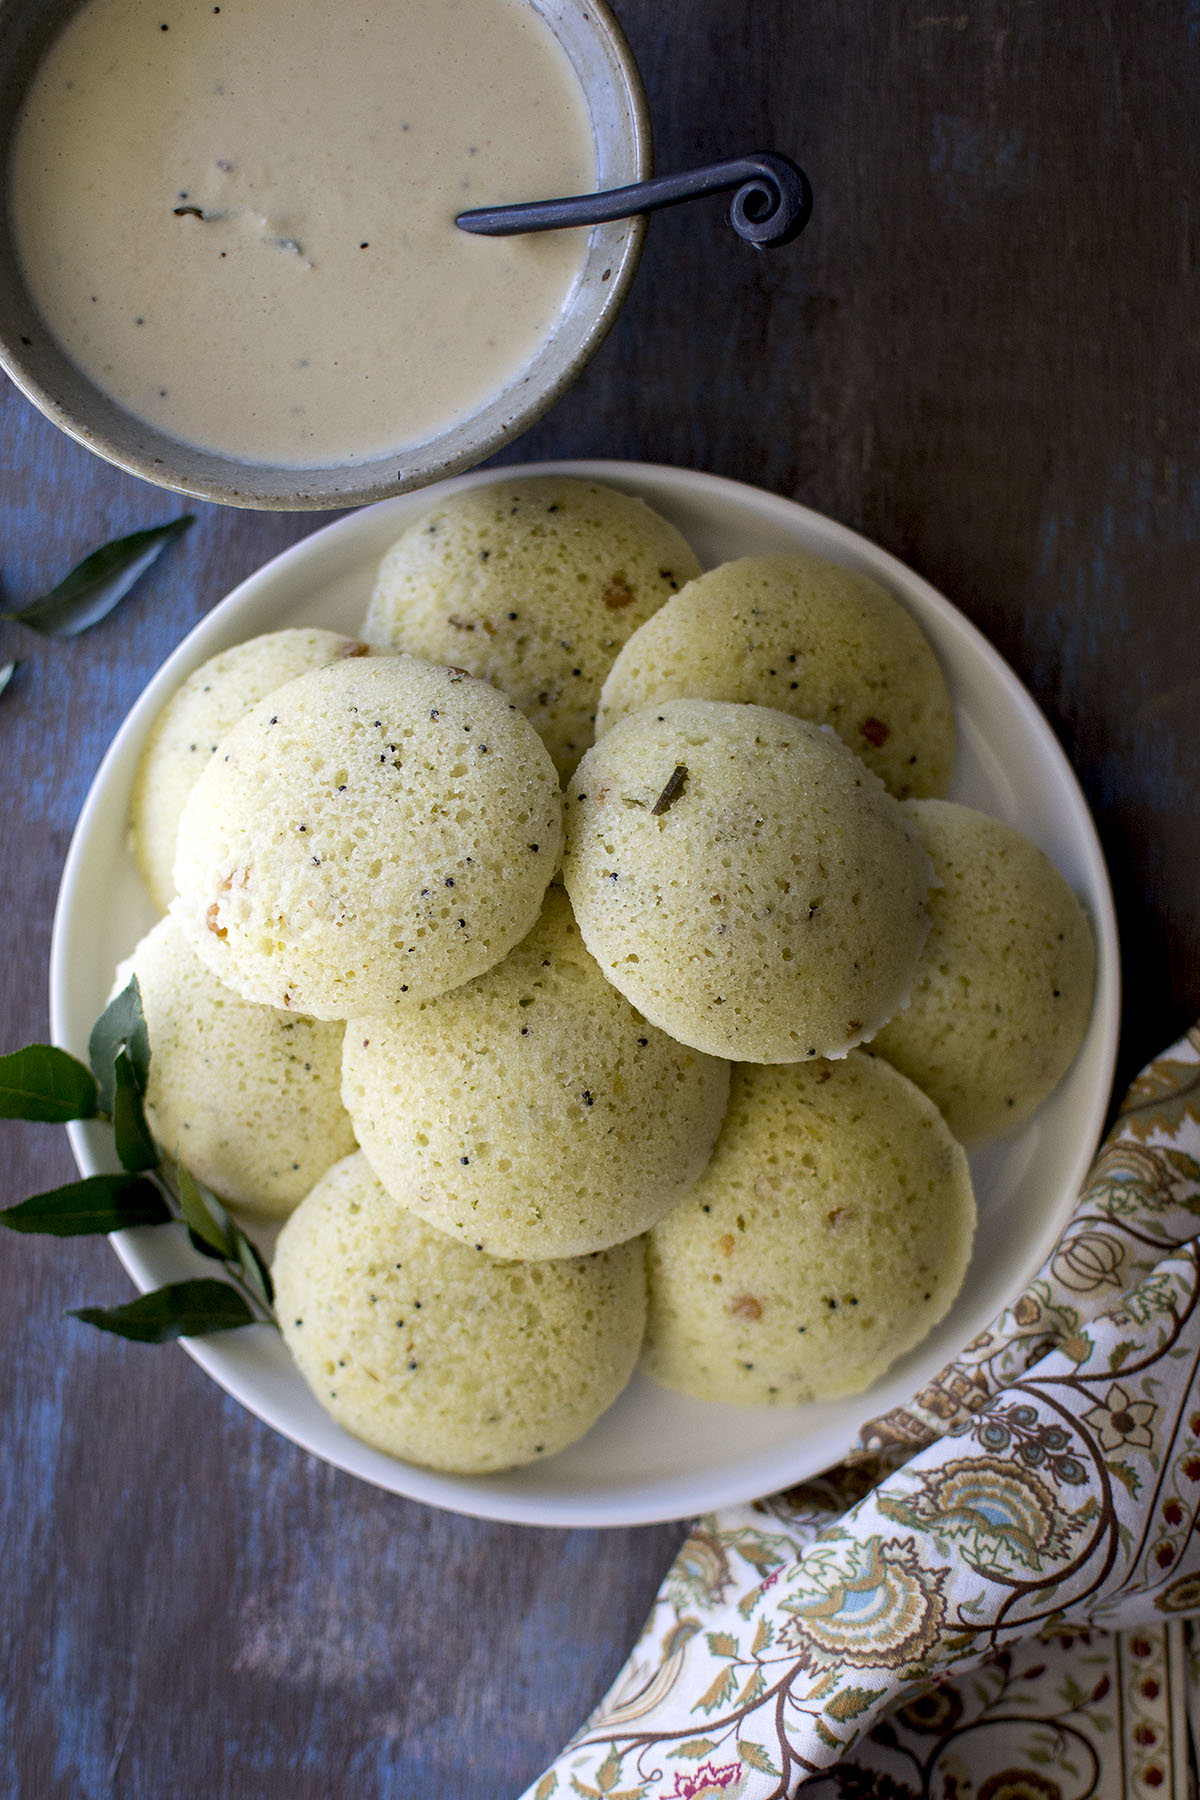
[89,976,150,1115]
[184,1226,228,1264]
[0,1173,169,1235]
[692,1665,737,1716]
[176,1163,237,1257]
[0,1043,98,1121]
[705,1630,738,1659]
[734,1670,767,1711]
[594,1746,622,1794]
[533,1778,558,1800]
[0,660,16,698]
[669,1740,717,1760]
[175,1165,275,1310]
[68,1278,257,1342]
[737,1740,780,1777]
[827,1684,883,1722]
[111,1050,157,1172]
[806,1670,840,1702]
[0,516,193,638]
[1108,1458,1142,1500]
[234,1227,275,1311]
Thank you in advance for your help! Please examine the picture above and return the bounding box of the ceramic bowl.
[0,0,649,510]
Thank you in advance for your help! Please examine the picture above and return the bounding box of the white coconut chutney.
[9,0,596,466]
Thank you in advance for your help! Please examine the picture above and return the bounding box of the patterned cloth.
[525,1028,1200,1800]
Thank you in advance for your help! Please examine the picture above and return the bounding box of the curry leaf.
[89,976,150,1115]
[6,990,276,1342]
[176,1162,238,1258]
[111,1050,157,1172]
[0,1043,98,1121]
[175,1165,274,1309]
[68,1278,257,1342]
[0,516,194,638]
[0,1174,170,1235]
[234,1227,275,1312]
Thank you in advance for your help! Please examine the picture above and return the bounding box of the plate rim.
[49,458,1121,1527]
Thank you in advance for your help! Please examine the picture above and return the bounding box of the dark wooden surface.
[1,4,1196,1795]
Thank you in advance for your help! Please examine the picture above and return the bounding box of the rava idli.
[274,1152,647,1474]
[114,915,355,1216]
[362,476,702,778]
[342,884,730,1260]
[172,655,562,1019]
[871,800,1097,1142]
[130,628,380,913]
[641,1054,975,1405]
[596,553,956,799]
[562,698,932,1062]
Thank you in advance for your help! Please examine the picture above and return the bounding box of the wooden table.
[1,4,1195,1794]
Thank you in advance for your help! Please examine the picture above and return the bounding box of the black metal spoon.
[456,152,812,248]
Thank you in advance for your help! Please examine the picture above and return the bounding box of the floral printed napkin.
[524,1027,1200,1800]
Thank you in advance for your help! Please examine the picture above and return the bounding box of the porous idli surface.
[362,477,702,778]
[562,699,932,1062]
[114,916,355,1216]
[642,1054,975,1405]
[342,885,730,1260]
[871,800,1097,1143]
[131,628,378,913]
[596,553,956,800]
[172,655,561,1018]
[274,1152,647,1473]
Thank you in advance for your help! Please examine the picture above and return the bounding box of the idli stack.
[596,553,956,799]
[342,884,730,1259]
[130,627,379,912]
[172,655,562,1018]
[871,800,1097,1142]
[562,698,932,1061]
[115,915,355,1216]
[363,477,702,777]
[105,473,1103,1475]
[274,1153,647,1474]
[641,1054,975,1404]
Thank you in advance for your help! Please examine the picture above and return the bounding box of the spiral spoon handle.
[456,152,813,248]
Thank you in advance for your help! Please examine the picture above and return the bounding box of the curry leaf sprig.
[0,976,275,1342]
[0,516,194,705]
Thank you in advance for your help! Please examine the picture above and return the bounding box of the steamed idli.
[131,628,379,912]
[172,655,561,1018]
[596,553,956,799]
[871,800,1096,1141]
[641,1054,975,1405]
[274,1152,647,1473]
[562,698,932,1061]
[363,476,702,777]
[114,915,355,1216]
[342,884,730,1259]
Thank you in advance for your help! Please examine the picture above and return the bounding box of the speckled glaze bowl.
[0,0,649,510]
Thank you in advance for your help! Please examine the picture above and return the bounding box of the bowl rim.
[0,0,651,510]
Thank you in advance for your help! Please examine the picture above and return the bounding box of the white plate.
[50,461,1120,1528]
